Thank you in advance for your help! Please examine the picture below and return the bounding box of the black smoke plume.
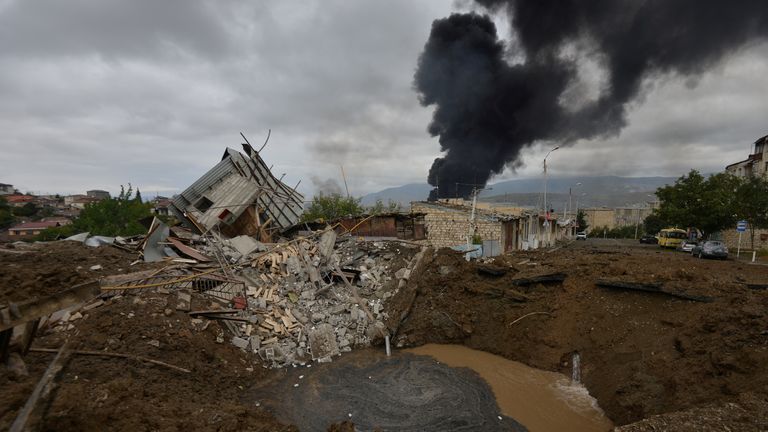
[415,1,768,200]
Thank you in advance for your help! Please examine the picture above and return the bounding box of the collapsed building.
[169,145,304,242]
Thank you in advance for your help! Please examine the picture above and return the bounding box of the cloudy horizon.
[1,0,766,198]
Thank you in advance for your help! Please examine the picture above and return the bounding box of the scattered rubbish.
[89,265,102,271]
[84,236,115,248]
[64,232,90,243]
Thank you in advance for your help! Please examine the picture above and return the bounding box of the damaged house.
[170,145,304,241]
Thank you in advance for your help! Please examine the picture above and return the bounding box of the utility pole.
[340,166,350,198]
[634,206,640,239]
[466,187,479,261]
[542,146,559,246]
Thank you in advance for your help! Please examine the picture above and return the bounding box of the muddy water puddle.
[408,344,613,432]
[254,344,611,431]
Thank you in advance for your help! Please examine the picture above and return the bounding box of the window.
[194,196,214,213]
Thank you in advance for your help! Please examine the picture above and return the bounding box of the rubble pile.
[85,222,424,368]
[229,230,421,368]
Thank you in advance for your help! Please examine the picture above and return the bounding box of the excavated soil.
[0,290,296,431]
[386,239,768,428]
[0,241,164,303]
[3,238,768,430]
[0,241,295,431]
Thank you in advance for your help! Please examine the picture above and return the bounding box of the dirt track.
[2,239,768,430]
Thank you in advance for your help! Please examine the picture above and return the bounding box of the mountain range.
[360,176,679,209]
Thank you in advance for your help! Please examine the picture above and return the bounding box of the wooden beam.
[0,282,100,332]
[10,343,71,432]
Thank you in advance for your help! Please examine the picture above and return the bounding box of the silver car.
[691,240,728,259]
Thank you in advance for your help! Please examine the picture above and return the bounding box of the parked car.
[576,231,587,240]
[678,240,698,253]
[691,240,729,259]
[658,228,688,248]
[639,234,658,244]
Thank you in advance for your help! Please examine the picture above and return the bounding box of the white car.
[576,231,587,240]
[678,240,698,252]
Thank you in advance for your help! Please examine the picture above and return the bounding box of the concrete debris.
[49,209,422,370]
[228,235,266,257]
[157,228,425,369]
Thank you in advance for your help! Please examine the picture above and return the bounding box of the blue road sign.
[737,220,748,232]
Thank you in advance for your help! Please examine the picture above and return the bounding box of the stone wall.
[412,203,503,249]
[722,229,768,251]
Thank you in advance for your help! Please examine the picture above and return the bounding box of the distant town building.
[63,194,87,206]
[583,206,655,232]
[70,196,101,209]
[582,208,616,231]
[0,183,13,195]
[151,196,171,216]
[726,134,768,178]
[86,189,111,200]
[7,220,65,236]
[5,194,35,207]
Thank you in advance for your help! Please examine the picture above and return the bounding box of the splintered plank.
[595,280,714,302]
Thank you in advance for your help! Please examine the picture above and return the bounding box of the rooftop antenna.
[340,165,350,198]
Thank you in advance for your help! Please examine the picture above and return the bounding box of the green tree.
[655,170,739,238]
[733,175,768,249]
[302,193,365,222]
[134,188,143,203]
[642,213,667,235]
[71,184,152,236]
[368,199,402,214]
[0,196,14,229]
[12,202,39,217]
[576,210,588,232]
[36,225,76,241]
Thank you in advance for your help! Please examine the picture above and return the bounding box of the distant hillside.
[360,183,431,207]
[360,176,678,208]
[478,176,677,197]
[479,176,677,209]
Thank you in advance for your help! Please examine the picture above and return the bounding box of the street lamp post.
[543,146,559,246]
[568,182,582,236]
[575,192,587,231]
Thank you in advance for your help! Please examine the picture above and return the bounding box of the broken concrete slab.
[232,336,250,350]
[229,235,265,257]
[317,229,337,259]
[309,324,339,360]
[176,291,192,312]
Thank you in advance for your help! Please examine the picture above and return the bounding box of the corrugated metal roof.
[170,147,304,234]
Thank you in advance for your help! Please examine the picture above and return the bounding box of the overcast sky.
[1,0,766,198]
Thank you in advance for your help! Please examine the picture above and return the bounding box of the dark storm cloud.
[0,1,767,199]
[0,0,233,59]
[415,1,768,198]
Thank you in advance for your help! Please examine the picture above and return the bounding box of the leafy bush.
[302,193,365,222]
[69,184,152,236]
[36,225,76,241]
[368,199,402,214]
[0,197,13,229]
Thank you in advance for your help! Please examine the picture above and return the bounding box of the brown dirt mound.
[1,289,296,431]
[385,241,768,426]
[0,241,163,304]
